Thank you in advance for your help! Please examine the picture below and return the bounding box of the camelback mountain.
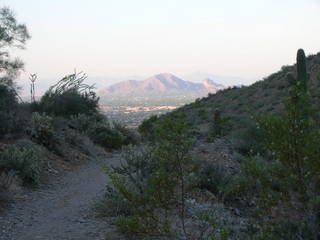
[98,73,225,96]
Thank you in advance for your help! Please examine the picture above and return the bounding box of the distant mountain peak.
[202,78,224,87]
[155,72,175,77]
[98,73,226,96]
[202,78,214,84]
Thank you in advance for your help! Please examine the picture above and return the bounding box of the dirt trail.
[0,156,118,240]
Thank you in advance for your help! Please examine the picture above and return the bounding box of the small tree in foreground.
[0,7,30,86]
[0,7,30,135]
[105,118,195,239]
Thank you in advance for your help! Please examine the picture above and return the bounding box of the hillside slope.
[163,52,320,131]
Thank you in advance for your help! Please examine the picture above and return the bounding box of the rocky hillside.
[164,52,320,129]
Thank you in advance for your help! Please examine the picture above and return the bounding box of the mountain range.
[98,73,225,96]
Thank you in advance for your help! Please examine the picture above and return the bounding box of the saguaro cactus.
[297,49,308,91]
[212,108,222,136]
[287,49,308,92]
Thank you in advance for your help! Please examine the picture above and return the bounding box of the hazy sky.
[2,0,320,88]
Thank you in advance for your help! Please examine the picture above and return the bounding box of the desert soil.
[0,155,119,240]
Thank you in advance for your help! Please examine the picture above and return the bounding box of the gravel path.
[0,156,118,240]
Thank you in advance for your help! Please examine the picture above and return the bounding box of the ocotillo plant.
[29,73,37,103]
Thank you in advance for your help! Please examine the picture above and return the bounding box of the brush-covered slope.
[159,52,320,130]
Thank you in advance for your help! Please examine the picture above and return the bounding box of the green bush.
[230,117,266,155]
[30,112,56,149]
[63,128,106,159]
[0,85,18,112]
[0,84,18,135]
[138,115,158,140]
[251,220,313,240]
[188,202,236,239]
[0,139,46,184]
[70,114,138,149]
[195,160,231,197]
[197,109,208,120]
[38,72,99,118]
[39,89,99,118]
[114,123,139,145]
[95,185,132,217]
[0,111,16,136]
[69,113,104,133]
[224,156,279,202]
[209,109,232,140]
[103,119,195,238]
[89,125,125,149]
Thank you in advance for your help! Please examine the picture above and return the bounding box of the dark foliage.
[0,84,18,135]
[37,72,99,118]
[0,7,30,85]
[138,115,158,140]
[39,89,99,118]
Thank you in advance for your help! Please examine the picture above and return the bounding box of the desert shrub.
[0,111,16,136]
[250,220,313,240]
[223,156,279,203]
[88,124,125,149]
[188,202,241,239]
[138,115,158,140]
[197,109,208,121]
[195,160,231,197]
[114,123,140,145]
[0,84,18,112]
[0,139,46,184]
[0,84,18,135]
[63,127,106,158]
[110,145,155,197]
[70,114,137,149]
[230,117,266,155]
[96,186,133,218]
[37,115,108,159]
[38,72,99,118]
[30,112,56,149]
[0,170,18,191]
[209,109,232,140]
[104,119,195,238]
[39,89,98,117]
[69,113,104,133]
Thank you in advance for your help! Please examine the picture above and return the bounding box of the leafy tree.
[0,84,18,134]
[0,7,30,87]
[0,7,29,135]
[105,118,195,239]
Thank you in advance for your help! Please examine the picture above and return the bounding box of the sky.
[2,0,320,91]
